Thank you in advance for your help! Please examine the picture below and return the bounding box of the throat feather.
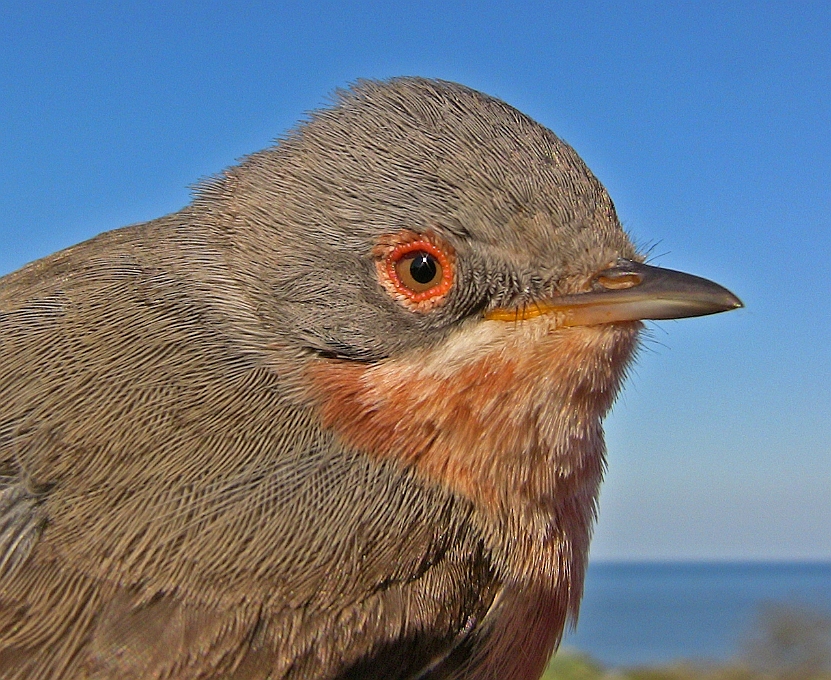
[307,322,639,522]
[306,322,639,677]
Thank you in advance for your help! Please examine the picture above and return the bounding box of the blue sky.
[1,1,828,560]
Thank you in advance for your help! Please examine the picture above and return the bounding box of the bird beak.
[485,259,743,326]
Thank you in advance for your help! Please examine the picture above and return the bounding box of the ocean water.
[560,562,831,668]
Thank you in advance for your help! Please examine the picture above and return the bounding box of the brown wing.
[0,216,498,679]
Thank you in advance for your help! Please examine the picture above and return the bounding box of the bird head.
[196,77,740,544]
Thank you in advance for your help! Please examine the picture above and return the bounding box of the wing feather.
[0,218,499,678]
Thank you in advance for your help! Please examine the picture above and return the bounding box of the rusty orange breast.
[306,319,640,517]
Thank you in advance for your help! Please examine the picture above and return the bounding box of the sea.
[559,561,831,668]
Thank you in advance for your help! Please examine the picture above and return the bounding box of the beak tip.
[724,292,744,312]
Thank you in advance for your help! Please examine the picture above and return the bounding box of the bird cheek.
[304,354,509,511]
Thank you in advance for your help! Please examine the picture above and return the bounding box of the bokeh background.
[2,3,829,670]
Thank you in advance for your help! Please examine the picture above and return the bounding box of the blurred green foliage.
[543,604,831,680]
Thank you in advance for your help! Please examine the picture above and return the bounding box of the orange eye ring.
[374,231,455,312]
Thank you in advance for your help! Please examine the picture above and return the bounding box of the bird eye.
[374,232,455,311]
[396,250,442,292]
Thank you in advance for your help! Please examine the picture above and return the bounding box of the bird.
[0,77,741,680]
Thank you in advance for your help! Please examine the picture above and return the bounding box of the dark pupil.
[410,252,437,284]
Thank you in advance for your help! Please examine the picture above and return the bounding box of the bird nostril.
[595,272,644,290]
